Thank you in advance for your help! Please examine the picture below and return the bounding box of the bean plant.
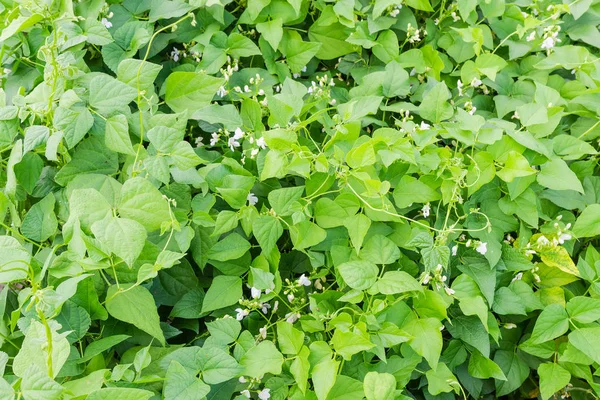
[1,0,600,399]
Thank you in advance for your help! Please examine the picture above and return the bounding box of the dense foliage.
[2,0,600,398]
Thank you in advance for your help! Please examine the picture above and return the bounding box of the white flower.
[256,136,267,149]
[471,77,482,87]
[261,303,271,314]
[457,79,463,96]
[228,137,241,151]
[511,272,523,282]
[451,11,460,22]
[390,8,400,17]
[273,300,279,312]
[107,11,114,18]
[476,242,488,255]
[235,308,249,321]
[419,121,431,130]
[504,323,517,329]
[451,245,458,256]
[285,312,300,323]
[422,203,431,218]
[258,389,271,400]
[239,376,247,383]
[537,235,550,246]
[244,85,251,93]
[259,326,267,339]
[298,274,311,286]
[422,273,431,284]
[444,287,456,296]
[526,31,536,42]
[468,106,477,116]
[195,136,204,147]
[465,239,472,247]
[301,66,307,72]
[250,287,261,299]
[558,233,572,244]
[101,18,112,29]
[247,193,258,206]
[293,72,301,78]
[525,249,536,256]
[171,47,180,62]
[233,127,244,140]
[241,390,251,398]
[210,132,219,146]
[287,294,294,302]
[258,89,265,96]
[217,86,227,97]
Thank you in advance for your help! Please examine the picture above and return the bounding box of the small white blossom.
[195,136,204,147]
[233,127,244,140]
[504,323,517,329]
[537,235,550,246]
[558,233,572,244]
[285,312,300,323]
[210,132,219,146]
[258,389,271,400]
[526,31,536,42]
[451,11,460,22]
[239,376,247,383]
[293,72,301,78]
[228,137,241,151]
[422,203,431,218]
[235,308,249,321]
[244,85,251,93]
[101,18,112,29]
[525,249,536,256]
[457,79,463,96]
[471,77,482,87]
[419,121,431,130]
[298,274,311,286]
[250,287,261,299]
[258,89,265,96]
[273,300,279,312]
[261,303,271,314]
[476,242,488,255]
[247,193,258,206]
[541,36,556,50]
[217,86,228,97]
[241,390,251,398]
[465,239,472,247]
[444,287,456,296]
[452,245,458,256]
[422,273,431,284]
[390,8,400,17]
[512,272,523,282]
[287,294,294,302]
[171,47,180,62]
[256,136,267,149]
[259,326,268,339]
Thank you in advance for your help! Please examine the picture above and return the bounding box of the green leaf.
[78,335,130,363]
[573,204,600,237]
[537,158,584,193]
[240,341,284,378]
[252,215,283,254]
[468,350,507,380]
[105,114,135,155]
[117,177,171,232]
[418,82,454,123]
[201,275,242,313]
[277,322,305,355]
[566,296,600,323]
[372,271,423,295]
[21,365,64,400]
[165,72,225,113]
[338,260,379,290]
[89,74,138,112]
[529,303,569,344]
[568,327,600,364]
[117,58,162,91]
[13,320,70,378]
[197,346,242,384]
[312,359,339,400]
[496,152,536,182]
[426,363,459,395]
[256,18,283,51]
[268,186,304,216]
[404,318,443,369]
[53,106,94,149]
[364,371,396,400]
[105,285,165,345]
[164,361,210,400]
[21,194,57,242]
[208,233,251,261]
[91,216,146,266]
[494,350,529,396]
[87,388,154,400]
[331,329,375,360]
[538,363,571,400]
[393,176,441,208]
[290,220,327,250]
[228,32,261,58]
